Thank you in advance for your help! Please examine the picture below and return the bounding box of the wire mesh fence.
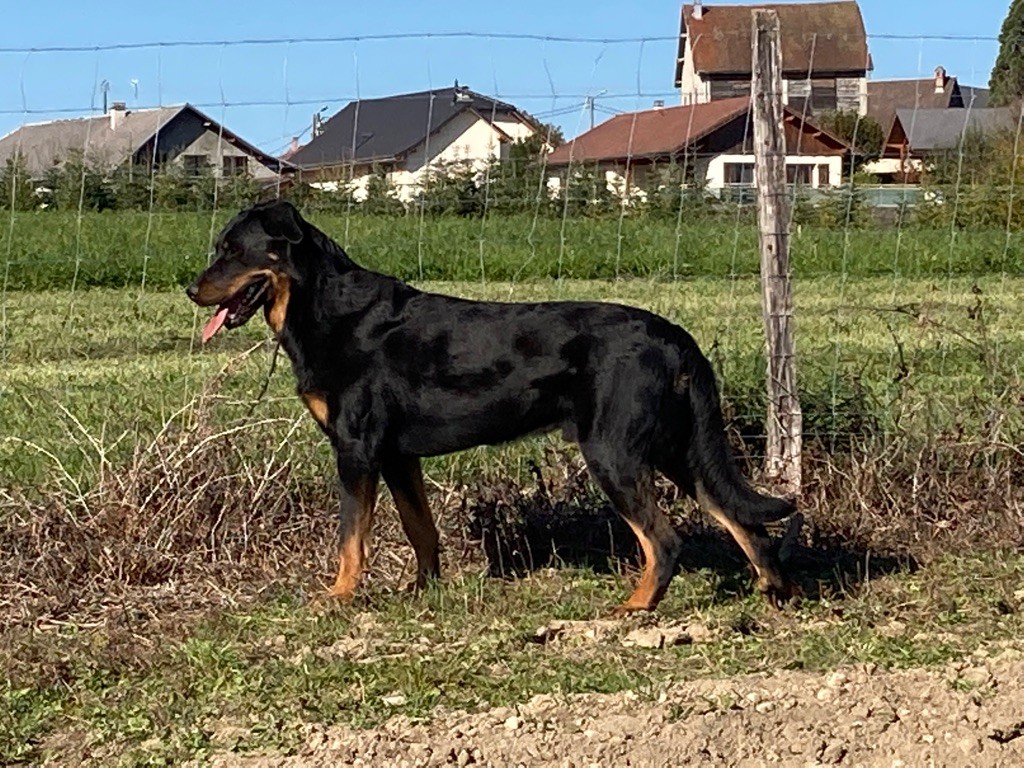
[0,28,1018,536]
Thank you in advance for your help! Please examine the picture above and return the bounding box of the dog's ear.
[261,200,304,244]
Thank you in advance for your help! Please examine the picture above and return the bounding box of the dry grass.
[3,375,1022,631]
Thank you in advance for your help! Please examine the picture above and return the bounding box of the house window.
[223,155,248,177]
[786,79,837,113]
[786,164,813,185]
[182,154,208,176]
[723,162,755,185]
[810,79,838,112]
[817,163,831,186]
[709,80,750,101]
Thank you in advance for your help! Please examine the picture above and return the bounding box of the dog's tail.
[686,354,796,527]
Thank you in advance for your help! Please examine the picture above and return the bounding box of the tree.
[108,163,155,210]
[815,110,884,161]
[990,0,1024,106]
[537,122,565,149]
[359,168,406,216]
[412,160,484,217]
[0,152,37,211]
[485,136,555,214]
[40,149,114,211]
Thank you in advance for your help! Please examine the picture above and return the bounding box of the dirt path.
[205,651,1024,767]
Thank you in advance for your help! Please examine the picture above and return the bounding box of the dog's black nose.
[185,282,199,300]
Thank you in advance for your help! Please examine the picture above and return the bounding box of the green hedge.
[1,211,1023,291]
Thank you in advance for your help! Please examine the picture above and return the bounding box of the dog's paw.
[608,602,656,619]
[761,578,802,610]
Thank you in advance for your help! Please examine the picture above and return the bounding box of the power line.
[0,30,998,54]
[0,91,686,117]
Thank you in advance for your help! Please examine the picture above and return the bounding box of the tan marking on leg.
[614,518,663,614]
[301,392,329,429]
[695,482,788,599]
[385,459,441,590]
[329,537,365,600]
[327,476,377,601]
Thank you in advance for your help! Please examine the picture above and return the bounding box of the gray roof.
[958,86,990,109]
[866,77,963,136]
[0,106,182,177]
[289,86,534,169]
[895,107,1019,152]
[0,103,289,177]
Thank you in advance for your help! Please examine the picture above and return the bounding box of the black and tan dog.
[186,200,798,614]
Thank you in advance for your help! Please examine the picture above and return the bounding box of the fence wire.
[0,30,1017,498]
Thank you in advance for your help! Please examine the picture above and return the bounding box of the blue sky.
[0,1,1006,155]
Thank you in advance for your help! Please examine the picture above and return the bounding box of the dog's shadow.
[466,493,916,603]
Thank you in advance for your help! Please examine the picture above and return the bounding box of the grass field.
[4,276,1022,487]
[2,211,1024,290]
[3,234,1024,763]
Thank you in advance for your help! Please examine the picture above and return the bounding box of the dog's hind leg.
[329,466,379,601]
[693,481,792,607]
[382,456,441,591]
[582,446,681,615]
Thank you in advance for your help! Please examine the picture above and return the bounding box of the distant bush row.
[2,211,1023,292]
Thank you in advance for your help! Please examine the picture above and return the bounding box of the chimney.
[109,101,127,130]
[934,66,947,94]
[282,136,302,160]
[653,99,665,109]
[693,0,703,20]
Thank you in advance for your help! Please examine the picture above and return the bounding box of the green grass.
[3,276,1022,488]
[1,211,1024,291]
[5,552,1024,765]
[4,271,1024,763]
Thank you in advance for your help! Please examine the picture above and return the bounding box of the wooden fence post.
[751,9,802,494]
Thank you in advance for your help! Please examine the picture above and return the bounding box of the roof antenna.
[453,79,473,104]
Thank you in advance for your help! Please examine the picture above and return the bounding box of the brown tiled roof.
[866,76,960,135]
[547,98,751,165]
[547,97,848,165]
[676,2,870,84]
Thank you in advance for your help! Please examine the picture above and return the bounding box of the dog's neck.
[306,226,356,270]
[272,227,395,392]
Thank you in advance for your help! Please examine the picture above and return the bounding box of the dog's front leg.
[328,461,380,601]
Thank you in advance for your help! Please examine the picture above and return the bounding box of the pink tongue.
[201,307,229,344]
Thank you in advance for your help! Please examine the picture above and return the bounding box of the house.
[287,85,540,201]
[880,107,1019,180]
[864,67,990,181]
[546,97,850,197]
[0,102,289,182]
[867,67,989,137]
[675,1,871,115]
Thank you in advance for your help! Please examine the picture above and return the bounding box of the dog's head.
[186,200,304,342]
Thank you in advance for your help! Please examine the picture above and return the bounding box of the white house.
[546,97,850,197]
[287,85,540,201]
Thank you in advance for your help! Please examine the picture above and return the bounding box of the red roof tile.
[676,1,870,84]
[547,97,751,165]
